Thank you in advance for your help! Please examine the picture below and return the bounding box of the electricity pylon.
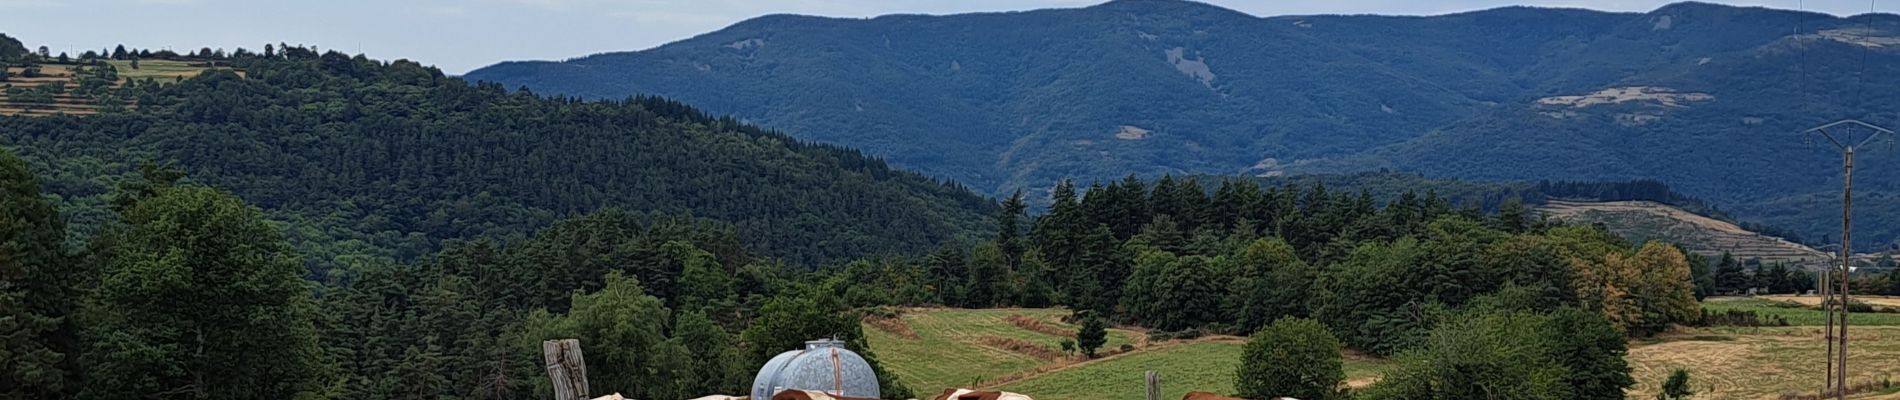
[1803,119,1892,399]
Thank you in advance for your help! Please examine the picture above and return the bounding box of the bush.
[1694,309,1789,327]
[1658,369,1693,400]
[1237,317,1343,400]
[1146,331,1173,342]
[1847,301,1876,313]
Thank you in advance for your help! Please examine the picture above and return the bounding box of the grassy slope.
[997,341,1390,400]
[1538,200,1826,264]
[864,308,1139,392]
[865,308,1386,400]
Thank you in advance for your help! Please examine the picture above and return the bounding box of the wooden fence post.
[1145,370,1161,400]
[545,339,590,400]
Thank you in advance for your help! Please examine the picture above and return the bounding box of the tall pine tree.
[0,148,76,400]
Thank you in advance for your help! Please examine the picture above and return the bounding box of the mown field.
[998,341,1390,400]
[863,308,1388,400]
[1631,297,1900,399]
[869,306,1900,400]
[1628,326,1900,400]
[105,59,235,82]
[863,308,1141,393]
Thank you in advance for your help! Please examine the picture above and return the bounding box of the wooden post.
[1145,371,1161,400]
[545,339,590,400]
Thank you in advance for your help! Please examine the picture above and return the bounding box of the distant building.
[750,339,881,400]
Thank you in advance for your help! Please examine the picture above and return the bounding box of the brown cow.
[931,388,1033,400]
[1182,391,1251,400]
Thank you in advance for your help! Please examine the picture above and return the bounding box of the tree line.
[1,148,924,400]
[1,43,998,273]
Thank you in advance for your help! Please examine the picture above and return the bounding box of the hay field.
[1628,327,1900,400]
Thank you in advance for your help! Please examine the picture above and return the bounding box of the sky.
[0,0,1887,74]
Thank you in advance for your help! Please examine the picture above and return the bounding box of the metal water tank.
[750,339,882,400]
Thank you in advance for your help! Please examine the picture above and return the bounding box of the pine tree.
[1495,197,1529,233]
[1713,253,1746,295]
[998,190,1027,265]
[1075,311,1107,358]
[963,243,1007,308]
[1174,177,1211,232]
[0,148,75,400]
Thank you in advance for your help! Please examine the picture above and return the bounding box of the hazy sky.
[0,0,1885,74]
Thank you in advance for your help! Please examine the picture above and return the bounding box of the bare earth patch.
[866,314,920,339]
[1006,314,1073,337]
[977,336,1066,361]
[1115,125,1151,140]
[1536,86,1712,108]
[1815,28,1900,49]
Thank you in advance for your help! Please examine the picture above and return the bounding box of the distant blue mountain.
[467,0,1900,249]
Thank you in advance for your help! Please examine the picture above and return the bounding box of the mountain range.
[465,0,1900,249]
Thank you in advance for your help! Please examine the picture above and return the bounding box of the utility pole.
[1803,119,1892,400]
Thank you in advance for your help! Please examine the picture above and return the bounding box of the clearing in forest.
[1538,200,1826,263]
[2,59,230,116]
[864,308,1391,400]
[863,308,1140,393]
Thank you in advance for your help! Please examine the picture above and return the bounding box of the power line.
[1803,119,1892,400]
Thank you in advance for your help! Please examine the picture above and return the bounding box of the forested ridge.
[465,0,1900,250]
[0,40,996,272]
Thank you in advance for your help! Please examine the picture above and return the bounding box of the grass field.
[105,59,233,82]
[1628,326,1900,400]
[865,308,1388,400]
[1704,297,1900,326]
[1760,295,1900,309]
[997,341,1389,400]
[863,308,1140,392]
[870,306,1900,400]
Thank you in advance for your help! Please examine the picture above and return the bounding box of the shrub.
[1658,369,1693,400]
[1237,317,1343,400]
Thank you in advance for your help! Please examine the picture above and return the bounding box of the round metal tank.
[750,339,881,400]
